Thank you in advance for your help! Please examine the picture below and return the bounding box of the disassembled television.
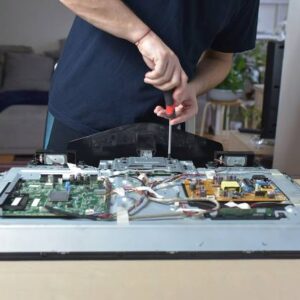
[1,149,300,259]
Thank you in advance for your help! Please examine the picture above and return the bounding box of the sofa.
[0,45,58,155]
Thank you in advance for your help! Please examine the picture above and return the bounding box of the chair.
[200,98,249,136]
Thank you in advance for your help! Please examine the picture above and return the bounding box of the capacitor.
[213,176,218,185]
[200,190,207,198]
[190,180,197,191]
[198,185,206,198]
[268,191,276,199]
[64,181,71,193]
[241,179,254,193]
[48,175,54,183]
[76,173,83,184]
[69,174,75,183]
[255,183,261,191]
[83,174,89,184]
[227,191,234,198]
[219,177,224,185]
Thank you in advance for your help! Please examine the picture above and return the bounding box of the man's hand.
[136,31,188,91]
[153,50,233,125]
[60,0,187,92]
[153,82,198,125]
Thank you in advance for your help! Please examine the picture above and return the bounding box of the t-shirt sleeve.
[211,0,260,53]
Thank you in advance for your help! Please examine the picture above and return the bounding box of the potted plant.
[208,54,247,101]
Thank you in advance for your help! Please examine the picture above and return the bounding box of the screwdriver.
[164,92,176,159]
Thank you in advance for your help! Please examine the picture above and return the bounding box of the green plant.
[217,41,267,93]
[217,55,247,92]
[241,106,262,129]
[246,40,267,84]
[215,41,268,129]
[229,106,262,129]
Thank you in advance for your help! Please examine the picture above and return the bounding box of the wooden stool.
[200,98,248,135]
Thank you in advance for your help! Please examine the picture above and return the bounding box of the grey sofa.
[0,45,55,155]
[0,105,48,155]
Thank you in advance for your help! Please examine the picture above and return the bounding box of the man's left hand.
[154,82,198,125]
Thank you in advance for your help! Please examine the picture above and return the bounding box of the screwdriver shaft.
[164,91,175,159]
[168,122,172,159]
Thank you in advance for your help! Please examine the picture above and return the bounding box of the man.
[46,0,259,151]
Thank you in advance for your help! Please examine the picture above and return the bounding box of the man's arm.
[154,50,233,125]
[60,0,148,43]
[189,50,233,97]
[60,0,187,91]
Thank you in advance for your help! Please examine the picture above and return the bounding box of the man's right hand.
[136,31,188,92]
[60,1,187,92]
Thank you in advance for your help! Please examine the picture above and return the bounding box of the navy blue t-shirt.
[49,0,259,135]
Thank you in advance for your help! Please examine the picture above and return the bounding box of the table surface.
[1,260,300,300]
[204,130,274,156]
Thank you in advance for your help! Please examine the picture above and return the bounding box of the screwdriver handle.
[164,92,176,119]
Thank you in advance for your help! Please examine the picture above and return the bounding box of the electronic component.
[221,181,240,192]
[32,151,76,166]
[3,195,29,211]
[241,179,255,193]
[212,208,284,220]
[182,174,286,203]
[0,174,110,218]
[0,157,291,220]
[255,190,267,197]
[49,190,70,202]
[103,157,196,173]
[1,154,300,259]
[252,175,267,180]
[214,151,254,167]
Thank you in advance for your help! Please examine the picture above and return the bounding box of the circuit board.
[1,156,300,258]
[0,157,291,221]
[183,175,288,202]
[2,175,110,218]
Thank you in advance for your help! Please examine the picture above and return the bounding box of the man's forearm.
[60,0,149,43]
[190,50,233,96]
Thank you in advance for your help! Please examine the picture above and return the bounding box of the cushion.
[59,39,66,52]
[44,50,61,61]
[0,63,3,87]
[0,45,33,64]
[0,53,4,66]
[0,46,33,88]
[0,90,48,113]
[2,52,54,91]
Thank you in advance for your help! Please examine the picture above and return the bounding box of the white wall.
[258,0,289,36]
[0,0,290,54]
[273,0,300,176]
[0,0,74,53]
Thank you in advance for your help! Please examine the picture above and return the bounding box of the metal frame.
[1,165,300,260]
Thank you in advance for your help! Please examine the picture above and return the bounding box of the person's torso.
[49,0,245,134]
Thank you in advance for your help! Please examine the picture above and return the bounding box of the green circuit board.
[2,177,110,218]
